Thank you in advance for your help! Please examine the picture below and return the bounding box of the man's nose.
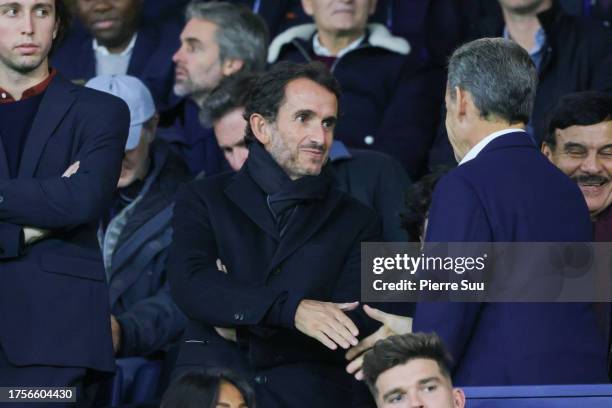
[92,0,113,12]
[21,13,34,36]
[172,47,183,64]
[580,152,603,174]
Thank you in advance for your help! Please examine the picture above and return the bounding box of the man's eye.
[600,148,612,157]
[566,149,586,157]
[386,393,405,403]
[35,8,50,17]
[3,8,18,17]
[422,384,438,393]
[322,120,335,129]
[296,114,307,122]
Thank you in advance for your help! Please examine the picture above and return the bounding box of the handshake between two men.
[214,258,412,381]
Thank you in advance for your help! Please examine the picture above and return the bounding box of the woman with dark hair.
[161,369,255,408]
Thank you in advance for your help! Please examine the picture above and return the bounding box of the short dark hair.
[447,38,538,124]
[363,333,454,397]
[242,61,341,142]
[52,0,71,53]
[544,91,612,148]
[161,368,255,408]
[401,166,453,242]
[199,73,259,127]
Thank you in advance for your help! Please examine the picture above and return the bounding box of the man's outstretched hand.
[345,305,413,380]
[295,300,360,350]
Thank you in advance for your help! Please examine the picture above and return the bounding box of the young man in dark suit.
[0,0,129,401]
[413,38,609,385]
[168,62,381,407]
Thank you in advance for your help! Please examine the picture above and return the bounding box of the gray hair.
[185,1,269,73]
[447,38,538,124]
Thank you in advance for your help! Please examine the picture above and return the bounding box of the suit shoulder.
[74,86,129,113]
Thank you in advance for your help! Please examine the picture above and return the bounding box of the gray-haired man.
[158,1,269,176]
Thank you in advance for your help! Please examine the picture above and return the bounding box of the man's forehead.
[182,18,218,38]
[281,78,338,115]
[376,358,448,392]
[0,0,54,6]
[556,121,612,147]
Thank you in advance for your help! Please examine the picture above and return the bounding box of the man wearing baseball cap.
[85,75,190,370]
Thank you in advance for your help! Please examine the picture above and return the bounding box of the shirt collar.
[503,26,546,57]
[313,33,365,58]
[459,128,526,166]
[0,69,57,104]
[93,33,138,57]
[329,140,352,162]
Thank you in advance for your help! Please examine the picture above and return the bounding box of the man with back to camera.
[429,0,612,169]
[0,0,129,402]
[159,0,269,176]
[412,38,609,386]
[362,333,465,408]
[168,61,382,407]
[542,91,612,241]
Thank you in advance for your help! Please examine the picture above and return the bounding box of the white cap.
[85,75,156,150]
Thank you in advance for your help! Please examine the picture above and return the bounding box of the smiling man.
[363,333,465,408]
[268,0,444,179]
[0,0,129,402]
[543,91,612,241]
[168,61,381,408]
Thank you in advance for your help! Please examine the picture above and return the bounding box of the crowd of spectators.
[1,0,611,407]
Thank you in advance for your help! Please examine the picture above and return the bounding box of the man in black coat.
[168,62,381,408]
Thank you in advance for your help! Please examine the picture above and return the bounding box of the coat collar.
[267,22,410,63]
[478,130,537,157]
[18,74,78,177]
[224,161,345,273]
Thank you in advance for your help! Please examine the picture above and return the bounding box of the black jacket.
[168,159,381,407]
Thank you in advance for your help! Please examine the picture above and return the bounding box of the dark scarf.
[246,142,333,237]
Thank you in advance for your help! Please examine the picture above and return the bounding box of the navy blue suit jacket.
[168,164,381,407]
[0,75,129,373]
[414,131,609,385]
[51,23,180,110]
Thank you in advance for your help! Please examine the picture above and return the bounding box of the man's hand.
[345,305,413,380]
[295,300,360,350]
[62,161,80,178]
[215,327,237,342]
[110,315,122,355]
[23,227,49,245]
[22,162,80,246]
[213,259,234,341]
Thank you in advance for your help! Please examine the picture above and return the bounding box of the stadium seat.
[464,384,612,407]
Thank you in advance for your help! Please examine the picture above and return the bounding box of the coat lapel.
[127,29,157,76]
[224,168,280,240]
[267,187,343,274]
[18,75,78,177]
[0,131,9,179]
[76,38,96,84]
